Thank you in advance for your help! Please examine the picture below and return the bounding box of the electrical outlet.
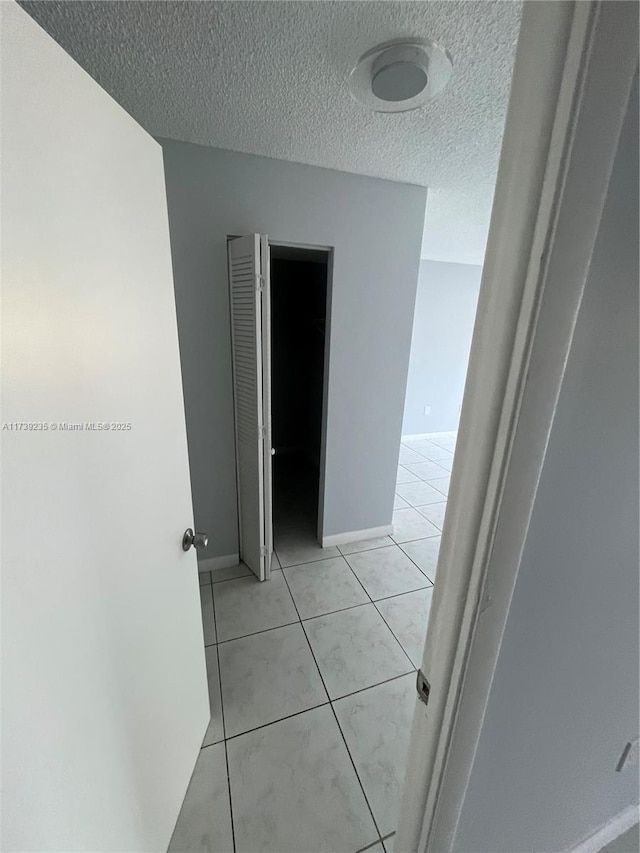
[616,737,639,772]
[424,406,431,415]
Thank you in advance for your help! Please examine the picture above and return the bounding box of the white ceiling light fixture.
[349,38,453,113]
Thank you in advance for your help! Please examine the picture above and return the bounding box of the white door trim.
[566,807,638,853]
[395,2,639,851]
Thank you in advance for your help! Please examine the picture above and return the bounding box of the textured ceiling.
[20,0,521,264]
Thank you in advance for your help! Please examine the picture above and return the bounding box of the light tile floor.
[170,433,455,853]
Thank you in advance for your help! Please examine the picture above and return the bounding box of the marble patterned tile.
[333,673,416,837]
[275,534,340,569]
[406,440,453,462]
[425,446,454,463]
[303,604,412,699]
[199,570,211,586]
[398,445,425,466]
[427,477,450,497]
[428,435,457,452]
[396,465,420,485]
[227,705,378,853]
[338,536,394,556]
[404,460,451,481]
[212,570,297,642]
[417,502,448,531]
[200,582,216,646]
[168,742,233,853]
[345,545,430,601]
[218,623,327,737]
[390,508,440,544]
[375,588,434,668]
[283,556,368,619]
[401,438,432,450]
[202,645,224,746]
[395,480,448,507]
[399,537,441,583]
[393,494,410,510]
[210,562,252,584]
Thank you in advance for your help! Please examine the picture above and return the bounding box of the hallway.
[175,433,455,853]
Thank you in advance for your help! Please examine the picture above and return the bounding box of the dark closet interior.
[270,247,329,544]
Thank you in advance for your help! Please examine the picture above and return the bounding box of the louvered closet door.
[228,234,272,580]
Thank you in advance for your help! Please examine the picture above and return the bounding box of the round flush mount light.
[349,38,453,112]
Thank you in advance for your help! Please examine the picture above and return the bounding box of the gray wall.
[402,260,482,436]
[160,140,426,556]
[454,77,639,853]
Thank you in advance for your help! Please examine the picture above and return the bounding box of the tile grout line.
[215,643,227,741]
[212,583,218,643]
[374,583,432,603]
[380,830,396,852]
[336,669,415,702]
[221,700,332,743]
[214,617,300,645]
[279,567,329,702]
[395,539,438,586]
[337,519,424,672]
[355,836,389,853]
[280,564,384,846]
[201,452,453,851]
[338,553,419,669]
[381,493,441,666]
[216,634,237,853]
[341,550,432,604]
[213,580,428,647]
[318,550,418,832]
[211,541,438,646]
[371,597,419,671]
[222,739,237,853]
[325,694,384,846]
[201,668,416,750]
[209,523,445,846]
[210,567,283,590]
[401,438,454,464]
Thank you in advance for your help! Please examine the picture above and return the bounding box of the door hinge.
[260,546,268,557]
[256,274,265,292]
[416,669,431,707]
[259,425,267,439]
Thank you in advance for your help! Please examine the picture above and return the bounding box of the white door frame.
[395,2,639,851]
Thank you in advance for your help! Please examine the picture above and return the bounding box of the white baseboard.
[321,525,393,548]
[198,553,239,573]
[567,805,639,853]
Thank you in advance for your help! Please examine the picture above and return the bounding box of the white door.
[1,4,209,851]
[228,234,273,580]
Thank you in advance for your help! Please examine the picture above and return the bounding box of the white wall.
[159,140,427,553]
[403,260,482,436]
[454,74,639,853]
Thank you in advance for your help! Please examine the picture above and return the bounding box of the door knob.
[182,528,208,551]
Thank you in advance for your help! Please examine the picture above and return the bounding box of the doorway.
[269,244,331,561]
[227,235,332,579]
